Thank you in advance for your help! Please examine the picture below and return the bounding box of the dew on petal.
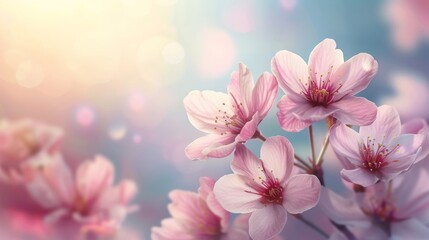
[15,61,44,88]
[162,42,185,65]
[75,106,95,127]
[198,28,236,78]
[109,124,127,141]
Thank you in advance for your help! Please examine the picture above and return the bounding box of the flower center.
[213,94,247,135]
[245,162,284,205]
[300,67,342,106]
[360,137,400,172]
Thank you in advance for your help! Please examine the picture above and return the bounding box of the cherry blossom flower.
[330,105,425,187]
[401,118,429,164]
[24,154,137,233]
[213,136,321,240]
[320,166,429,239]
[184,63,278,160]
[0,119,62,184]
[151,177,251,240]
[384,0,429,51]
[271,38,378,132]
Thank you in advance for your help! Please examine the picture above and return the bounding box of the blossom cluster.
[0,119,138,239]
[153,39,429,239]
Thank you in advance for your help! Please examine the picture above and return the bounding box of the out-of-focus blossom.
[320,166,429,239]
[25,154,138,235]
[401,118,429,163]
[151,177,251,240]
[384,0,429,51]
[383,73,429,120]
[0,119,62,184]
[330,105,424,187]
[214,136,320,240]
[184,63,277,160]
[272,38,378,132]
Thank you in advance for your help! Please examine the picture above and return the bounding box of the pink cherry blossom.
[0,119,63,184]
[320,166,429,239]
[213,136,321,240]
[330,105,425,187]
[184,63,278,160]
[401,118,429,164]
[271,38,378,132]
[384,0,429,51]
[151,177,251,240]
[24,154,137,234]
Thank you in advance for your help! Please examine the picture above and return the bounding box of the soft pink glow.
[75,106,95,127]
[198,28,236,78]
[280,0,297,11]
[223,1,256,33]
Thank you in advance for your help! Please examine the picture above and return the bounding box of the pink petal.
[206,192,230,233]
[308,39,344,82]
[332,53,378,99]
[401,118,429,162]
[151,218,194,240]
[26,154,74,208]
[340,168,378,187]
[236,112,260,142]
[231,144,262,178]
[283,174,321,214]
[184,134,236,160]
[277,95,312,132]
[184,90,234,134]
[319,188,369,227]
[329,124,362,167]
[396,190,429,220]
[391,219,429,239]
[198,177,215,200]
[251,72,278,119]
[167,190,202,227]
[380,155,415,181]
[331,96,377,126]
[76,155,114,203]
[213,174,263,213]
[271,50,309,96]
[237,63,255,116]
[359,105,401,145]
[248,205,287,240]
[389,133,425,159]
[260,136,294,183]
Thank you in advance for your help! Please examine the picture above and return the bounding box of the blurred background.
[0,0,428,239]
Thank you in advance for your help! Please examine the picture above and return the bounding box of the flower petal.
[341,168,378,187]
[76,155,114,203]
[251,72,278,119]
[330,124,362,167]
[184,134,236,160]
[308,39,344,81]
[271,50,309,96]
[277,95,312,132]
[260,136,294,183]
[231,144,262,178]
[391,219,429,240]
[184,90,234,134]
[213,174,263,213]
[248,205,287,240]
[236,112,260,142]
[283,174,321,214]
[332,53,378,99]
[198,177,215,200]
[359,105,401,145]
[390,133,425,159]
[401,118,429,162]
[331,96,377,126]
[319,188,369,227]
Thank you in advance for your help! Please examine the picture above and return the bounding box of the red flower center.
[245,162,284,205]
[300,66,343,106]
[360,137,400,172]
